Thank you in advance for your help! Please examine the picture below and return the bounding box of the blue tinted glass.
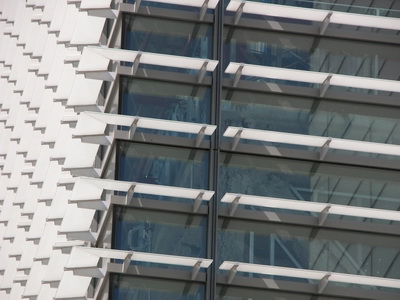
[218,218,400,281]
[124,15,212,58]
[224,27,400,81]
[112,274,205,300]
[120,77,211,124]
[247,0,400,17]
[118,142,209,189]
[219,153,400,216]
[221,90,400,147]
[217,285,354,300]
[124,0,200,12]
[114,207,207,257]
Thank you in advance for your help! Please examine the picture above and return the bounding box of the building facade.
[1,0,400,299]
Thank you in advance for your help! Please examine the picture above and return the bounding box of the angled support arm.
[318,273,331,293]
[193,191,205,212]
[319,204,331,226]
[123,252,134,272]
[228,263,239,284]
[126,184,136,204]
[199,0,209,21]
[233,63,244,87]
[234,1,245,25]
[134,0,142,12]
[129,117,140,139]
[198,60,209,83]
[231,128,243,150]
[191,259,203,279]
[131,52,142,76]
[319,138,332,160]
[320,11,332,35]
[320,74,332,97]
[196,125,207,147]
[229,194,242,216]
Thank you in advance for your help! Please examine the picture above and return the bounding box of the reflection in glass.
[219,153,400,214]
[240,0,400,18]
[111,274,205,300]
[224,27,399,81]
[218,218,400,280]
[221,89,400,145]
[114,207,207,257]
[120,77,211,124]
[124,15,212,58]
[217,285,356,300]
[118,142,209,190]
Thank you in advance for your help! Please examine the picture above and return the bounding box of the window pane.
[234,0,400,17]
[118,142,209,189]
[217,285,355,300]
[224,27,400,81]
[218,218,400,280]
[114,207,207,257]
[221,89,400,146]
[219,153,400,216]
[121,77,211,124]
[124,15,213,58]
[111,274,205,300]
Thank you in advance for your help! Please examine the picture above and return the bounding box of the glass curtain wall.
[112,1,400,299]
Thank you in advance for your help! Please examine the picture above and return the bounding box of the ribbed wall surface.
[0,1,112,298]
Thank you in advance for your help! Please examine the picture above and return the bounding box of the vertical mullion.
[207,1,224,300]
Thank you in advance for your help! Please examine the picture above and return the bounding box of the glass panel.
[124,0,200,12]
[219,153,400,216]
[221,89,400,146]
[111,274,205,300]
[242,0,400,18]
[121,77,211,125]
[217,285,355,300]
[118,142,209,189]
[114,207,207,257]
[217,218,400,279]
[124,15,213,58]
[224,27,400,81]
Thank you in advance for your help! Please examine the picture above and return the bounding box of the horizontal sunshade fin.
[219,261,400,289]
[130,0,219,9]
[77,47,218,73]
[66,247,213,269]
[225,63,400,94]
[74,111,217,137]
[223,126,400,157]
[69,177,214,200]
[226,0,400,31]
[221,193,400,222]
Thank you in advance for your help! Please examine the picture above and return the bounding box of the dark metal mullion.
[207,2,224,300]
